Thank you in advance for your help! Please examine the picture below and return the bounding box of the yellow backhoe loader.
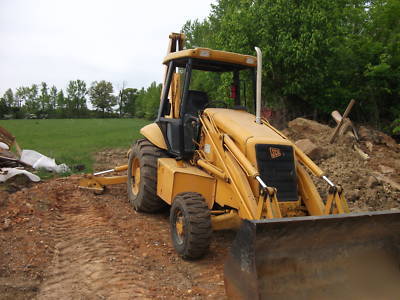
[80,33,400,299]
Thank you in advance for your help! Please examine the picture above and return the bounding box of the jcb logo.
[269,147,282,159]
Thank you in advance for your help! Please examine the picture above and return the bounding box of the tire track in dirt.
[31,181,229,299]
[36,195,155,299]
[101,186,230,299]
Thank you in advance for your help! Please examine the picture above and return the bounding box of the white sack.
[0,168,40,183]
[0,142,9,150]
[20,149,70,173]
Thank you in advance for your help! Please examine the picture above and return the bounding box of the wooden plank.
[329,99,356,143]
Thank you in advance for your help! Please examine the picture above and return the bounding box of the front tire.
[170,192,212,259]
[127,139,167,212]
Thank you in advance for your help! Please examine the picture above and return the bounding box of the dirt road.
[1,175,230,299]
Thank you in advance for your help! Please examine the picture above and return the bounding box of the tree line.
[0,80,162,120]
[2,0,398,134]
[182,0,400,134]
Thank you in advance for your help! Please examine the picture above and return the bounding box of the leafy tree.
[116,81,127,117]
[49,85,58,111]
[134,82,162,119]
[66,79,88,117]
[2,88,15,108]
[2,88,23,118]
[89,80,116,117]
[16,85,40,115]
[25,84,40,114]
[56,90,65,110]
[134,88,146,118]
[182,19,215,49]
[0,88,15,117]
[364,0,400,130]
[182,0,400,131]
[120,88,138,116]
[0,97,7,118]
[55,90,67,117]
[39,82,51,113]
[15,86,29,108]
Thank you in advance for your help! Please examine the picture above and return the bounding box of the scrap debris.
[329,99,356,143]
[0,168,40,183]
[353,144,369,160]
[0,126,70,184]
[20,150,70,173]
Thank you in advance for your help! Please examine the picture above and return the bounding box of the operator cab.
[156,48,257,159]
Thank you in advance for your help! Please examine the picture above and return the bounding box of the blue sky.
[0,0,214,95]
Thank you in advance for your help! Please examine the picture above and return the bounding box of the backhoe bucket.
[224,211,400,300]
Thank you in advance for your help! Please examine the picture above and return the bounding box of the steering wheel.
[183,115,200,132]
[184,115,199,124]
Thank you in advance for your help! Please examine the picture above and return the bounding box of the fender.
[140,123,167,150]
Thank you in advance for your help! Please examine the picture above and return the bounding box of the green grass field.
[0,118,150,173]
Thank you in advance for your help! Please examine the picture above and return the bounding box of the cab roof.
[163,48,257,72]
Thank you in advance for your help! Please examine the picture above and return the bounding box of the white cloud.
[0,0,215,94]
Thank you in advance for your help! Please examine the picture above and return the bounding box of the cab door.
[156,59,192,159]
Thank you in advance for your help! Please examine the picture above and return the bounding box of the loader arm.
[198,113,283,220]
[198,114,258,219]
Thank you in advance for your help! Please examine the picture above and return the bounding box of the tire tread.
[170,192,212,259]
[127,139,167,212]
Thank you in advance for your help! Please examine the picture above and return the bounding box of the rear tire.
[170,192,212,259]
[127,139,167,212]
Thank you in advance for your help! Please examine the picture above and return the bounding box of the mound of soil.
[284,118,400,211]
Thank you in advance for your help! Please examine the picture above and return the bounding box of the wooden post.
[329,99,356,144]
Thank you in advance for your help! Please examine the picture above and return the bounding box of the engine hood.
[203,108,292,154]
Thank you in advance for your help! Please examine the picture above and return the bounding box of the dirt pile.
[283,118,400,212]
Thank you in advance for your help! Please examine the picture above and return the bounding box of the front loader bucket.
[224,211,400,300]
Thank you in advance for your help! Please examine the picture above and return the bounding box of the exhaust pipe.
[255,47,262,124]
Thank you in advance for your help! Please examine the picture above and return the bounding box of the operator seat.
[183,90,209,116]
[182,90,209,153]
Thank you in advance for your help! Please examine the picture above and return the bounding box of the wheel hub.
[175,211,184,244]
[131,158,140,195]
